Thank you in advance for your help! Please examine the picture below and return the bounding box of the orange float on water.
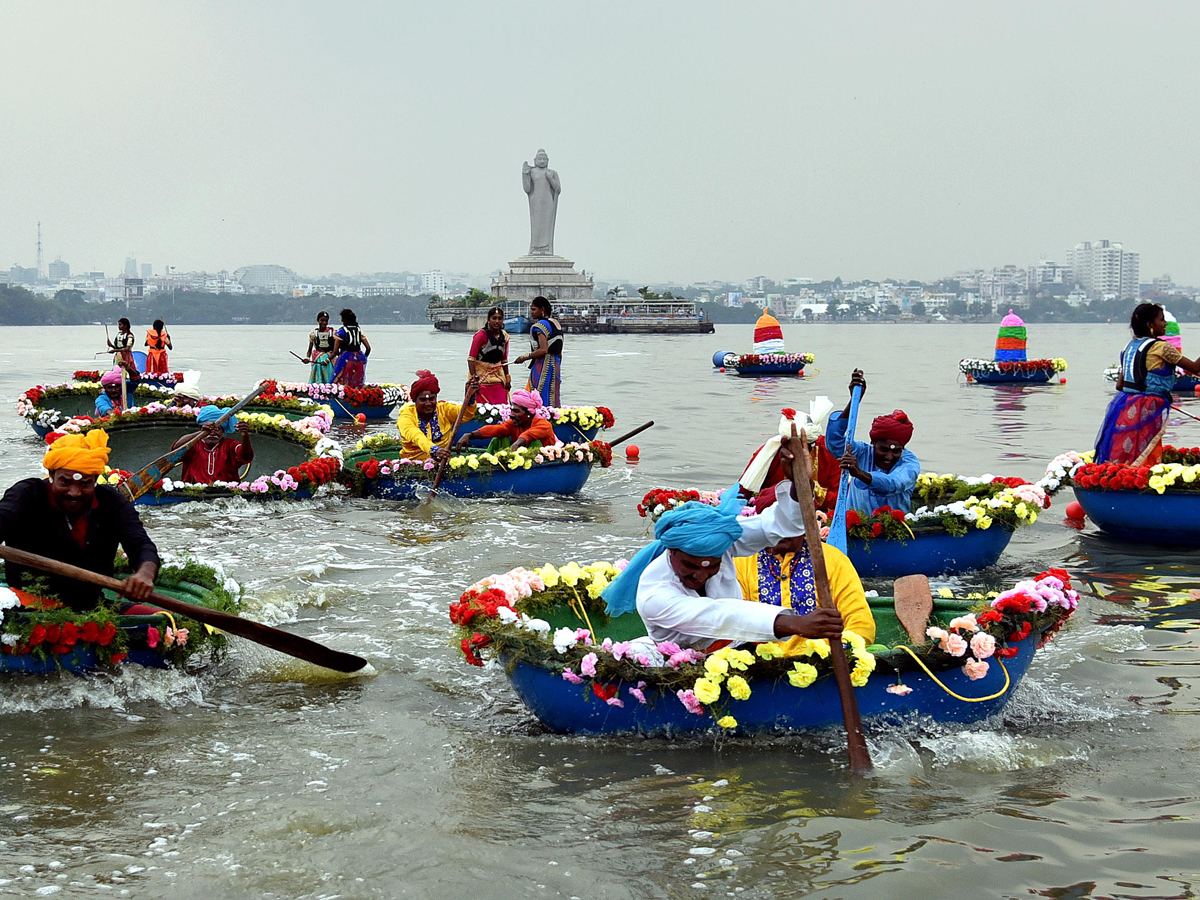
[356,413,367,424]
[1065,500,1085,520]
[625,444,640,459]
[1060,377,1067,384]
[718,367,725,373]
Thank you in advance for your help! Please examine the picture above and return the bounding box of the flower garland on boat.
[725,352,815,368]
[16,382,175,429]
[470,404,615,432]
[1046,446,1200,496]
[0,558,240,667]
[268,380,408,408]
[59,404,334,444]
[449,562,1078,727]
[73,370,185,385]
[637,473,1050,539]
[344,441,611,495]
[959,358,1068,376]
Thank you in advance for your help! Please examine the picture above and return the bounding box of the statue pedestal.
[492,254,595,302]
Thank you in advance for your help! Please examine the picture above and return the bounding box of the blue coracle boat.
[970,370,1052,385]
[1073,487,1200,546]
[500,597,1041,735]
[351,458,593,500]
[712,351,808,378]
[847,526,1014,578]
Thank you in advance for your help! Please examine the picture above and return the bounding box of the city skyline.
[4,4,1200,283]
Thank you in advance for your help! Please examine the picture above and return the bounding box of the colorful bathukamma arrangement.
[959,310,1067,384]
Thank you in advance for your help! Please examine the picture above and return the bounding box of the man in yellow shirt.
[734,535,875,655]
[397,370,480,462]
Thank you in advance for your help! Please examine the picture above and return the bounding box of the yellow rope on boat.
[568,588,597,642]
[895,645,1010,702]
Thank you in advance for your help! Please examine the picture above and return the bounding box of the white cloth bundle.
[173,370,202,399]
[739,396,835,493]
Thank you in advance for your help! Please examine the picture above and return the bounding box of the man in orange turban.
[0,429,159,609]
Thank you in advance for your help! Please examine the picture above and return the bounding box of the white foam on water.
[0,666,207,715]
[917,730,1088,773]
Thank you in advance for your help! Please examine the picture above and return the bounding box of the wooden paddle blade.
[893,574,934,645]
[0,546,369,673]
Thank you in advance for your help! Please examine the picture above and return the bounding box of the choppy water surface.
[2,322,1199,899]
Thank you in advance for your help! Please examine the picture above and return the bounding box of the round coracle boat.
[1044,446,1200,545]
[713,351,815,377]
[1103,366,1200,393]
[271,380,407,420]
[959,358,1067,384]
[48,406,343,505]
[637,473,1049,578]
[449,562,1078,736]
[0,559,239,674]
[446,403,614,446]
[342,440,612,500]
[17,384,333,437]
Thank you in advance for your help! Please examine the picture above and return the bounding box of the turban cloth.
[43,430,111,475]
[411,370,440,397]
[173,370,202,400]
[601,484,746,616]
[197,405,236,436]
[510,389,543,412]
[99,368,124,386]
[739,397,834,493]
[869,410,914,446]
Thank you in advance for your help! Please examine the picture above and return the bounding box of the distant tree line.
[0,286,436,326]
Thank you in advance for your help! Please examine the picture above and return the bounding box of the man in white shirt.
[602,434,844,651]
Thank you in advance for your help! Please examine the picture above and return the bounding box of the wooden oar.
[289,350,309,365]
[790,425,873,774]
[424,380,476,504]
[119,384,267,502]
[826,384,863,553]
[120,366,128,412]
[1171,404,1200,424]
[0,546,369,673]
[607,420,653,448]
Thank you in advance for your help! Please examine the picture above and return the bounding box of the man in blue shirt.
[825,369,921,513]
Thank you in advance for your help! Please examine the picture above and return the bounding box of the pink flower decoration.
[668,649,705,667]
[926,626,949,643]
[580,652,599,677]
[969,632,996,659]
[634,654,652,667]
[175,629,188,646]
[629,681,648,704]
[611,641,633,661]
[886,683,913,696]
[423,460,436,470]
[146,626,160,649]
[561,668,583,684]
[655,641,682,657]
[944,633,969,657]
[948,614,979,632]
[676,688,704,714]
[605,697,625,708]
[162,627,176,648]
[963,659,990,681]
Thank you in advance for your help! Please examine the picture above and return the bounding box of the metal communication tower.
[36,222,43,279]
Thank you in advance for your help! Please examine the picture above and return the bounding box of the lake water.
[1,321,1199,900]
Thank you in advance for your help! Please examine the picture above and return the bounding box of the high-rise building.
[48,258,70,279]
[1069,240,1140,299]
[141,263,152,279]
[124,255,138,277]
[421,270,446,295]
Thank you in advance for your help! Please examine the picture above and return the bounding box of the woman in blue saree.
[1096,303,1200,465]
[514,295,563,407]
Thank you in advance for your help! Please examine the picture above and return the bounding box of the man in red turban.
[824,369,921,513]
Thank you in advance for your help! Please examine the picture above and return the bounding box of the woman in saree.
[108,317,138,381]
[331,308,371,388]
[514,295,563,407]
[467,306,511,405]
[144,319,172,375]
[305,311,337,383]
[1096,302,1200,465]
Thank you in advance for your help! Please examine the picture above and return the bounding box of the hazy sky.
[3,2,1199,284]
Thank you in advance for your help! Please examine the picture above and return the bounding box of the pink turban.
[510,389,543,412]
[100,368,124,386]
[869,410,914,446]
[411,370,440,397]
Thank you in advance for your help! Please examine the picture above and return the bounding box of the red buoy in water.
[1060,377,1067,384]
[718,367,725,373]
[356,413,367,424]
[1065,500,1085,520]
[626,444,640,459]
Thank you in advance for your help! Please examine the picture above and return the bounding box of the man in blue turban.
[169,406,254,484]
[603,434,845,651]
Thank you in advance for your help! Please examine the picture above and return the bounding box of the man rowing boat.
[170,406,255,485]
[601,433,845,651]
[0,431,159,610]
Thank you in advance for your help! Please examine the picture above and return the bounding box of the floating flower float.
[1,558,240,674]
[637,474,1050,578]
[73,368,185,389]
[712,351,816,377]
[959,310,1067,384]
[1040,447,1200,545]
[342,440,612,500]
[449,562,1077,735]
[271,381,407,419]
[46,405,343,506]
